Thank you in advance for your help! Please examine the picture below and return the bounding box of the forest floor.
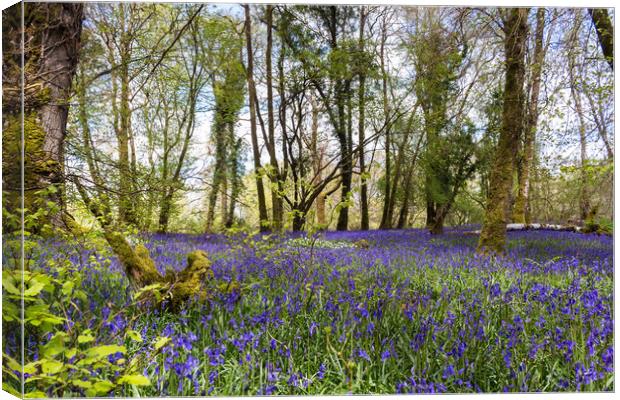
[5,227,613,396]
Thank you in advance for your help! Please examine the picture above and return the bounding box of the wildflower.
[356,348,371,362]
[442,365,455,379]
[317,363,326,380]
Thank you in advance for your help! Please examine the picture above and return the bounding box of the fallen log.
[74,180,214,309]
[465,223,611,236]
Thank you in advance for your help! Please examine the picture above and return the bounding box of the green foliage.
[2,231,152,397]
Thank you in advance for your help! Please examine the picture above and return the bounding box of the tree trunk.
[244,5,269,231]
[358,6,369,230]
[568,12,590,221]
[583,86,613,159]
[477,8,529,254]
[4,3,84,232]
[513,8,546,224]
[158,194,172,234]
[396,171,413,229]
[73,179,213,309]
[397,128,423,229]
[379,21,392,230]
[588,8,613,71]
[117,4,137,226]
[430,206,448,235]
[277,28,290,227]
[265,5,283,231]
[292,212,306,232]
[225,138,243,228]
[387,112,415,227]
[205,115,227,232]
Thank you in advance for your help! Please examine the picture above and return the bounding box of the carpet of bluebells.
[3,227,614,395]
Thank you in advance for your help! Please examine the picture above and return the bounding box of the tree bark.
[513,8,546,224]
[244,5,269,231]
[396,132,423,229]
[75,180,212,310]
[568,12,590,221]
[379,20,392,230]
[206,87,230,232]
[386,112,415,227]
[5,3,84,232]
[265,5,284,231]
[477,8,529,254]
[117,4,137,226]
[583,78,613,159]
[358,6,369,230]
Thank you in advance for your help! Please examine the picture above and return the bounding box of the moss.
[169,250,214,308]
[512,196,526,224]
[2,112,58,232]
[104,231,161,287]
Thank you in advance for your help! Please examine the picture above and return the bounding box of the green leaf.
[2,366,18,381]
[23,361,41,375]
[2,300,19,321]
[4,355,21,372]
[23,281,45,297]
[2,274,21,295]
[61,281,74,296]
[86,345,126,359]
[132,283,164,300]
[40,359,64,375]
[2,382,21,397]
[71,379,92,389]
[153,336,170,351]
[77,333,95,344]
[41,332,67,358]
[65,348,77,359]
[92,380,116,395]
[126,330,142,342]
[118,374,150,386]
[25,391,47,398]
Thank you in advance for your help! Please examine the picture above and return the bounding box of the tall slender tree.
[567,11,590,221]
[513,8,547,224]
[244,4,270,231]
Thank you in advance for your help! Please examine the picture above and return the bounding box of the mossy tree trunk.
[477,8,529,254]
[205,51,244,232]
[2,3,83,233]
[116,3,138,227]
[513,8,546,224]
[74,180,213,309]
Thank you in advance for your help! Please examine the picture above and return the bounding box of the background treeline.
[2,4,614,240]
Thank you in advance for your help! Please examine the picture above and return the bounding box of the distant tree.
[412,9,473,234]
[567,11,591,221]
[513,8,548,224]
[243,4,270,232]
[206,50,245,232]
